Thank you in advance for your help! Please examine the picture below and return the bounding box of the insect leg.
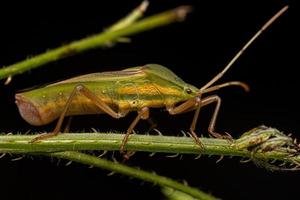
[120,107,149,155]
[76,84,126,118]
[167,96,204,148]
[30,86,78,142]
[31,84,127,142]
[200,95,230,139]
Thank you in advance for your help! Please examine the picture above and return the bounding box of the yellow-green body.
[15,64,199,126]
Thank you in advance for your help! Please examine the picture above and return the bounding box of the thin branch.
[1,126,299,170]
[106,1,149,32]
[47,151,217,200]
[0,4,191,80]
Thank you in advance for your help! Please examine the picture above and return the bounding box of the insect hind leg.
[120,107,150,157]
[31,84,126,143]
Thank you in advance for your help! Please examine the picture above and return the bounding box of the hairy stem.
[47,151,217,200]
[0,5,191,80]
[1,126,299,169]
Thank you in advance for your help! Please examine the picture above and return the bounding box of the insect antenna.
[200,5,289,93]
[202,81,250,94]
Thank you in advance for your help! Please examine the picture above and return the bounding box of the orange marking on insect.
[118,83,181,96]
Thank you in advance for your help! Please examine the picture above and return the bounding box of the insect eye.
[185,88,193,94]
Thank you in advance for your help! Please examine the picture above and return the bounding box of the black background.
[0,1,298,200]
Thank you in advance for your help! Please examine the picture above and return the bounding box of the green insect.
[15,6,287,155]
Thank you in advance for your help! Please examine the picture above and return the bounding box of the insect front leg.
[201,95,232,140]
[31,84,127,143]
[167,94,231,149]
[167,96,204,148]
[120,107,149,157]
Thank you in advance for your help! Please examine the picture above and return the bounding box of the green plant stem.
[0,127,297,198]
[0,127,299,166]
[47,151,217,200]
[0,5,191,80]
[106,1,149,32]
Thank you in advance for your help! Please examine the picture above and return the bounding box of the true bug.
[15,6,288,154]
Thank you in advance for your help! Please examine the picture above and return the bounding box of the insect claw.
[190,134,204,150]
[121,151,136,162]
[224,132,233,141]
[186,131,192,138]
